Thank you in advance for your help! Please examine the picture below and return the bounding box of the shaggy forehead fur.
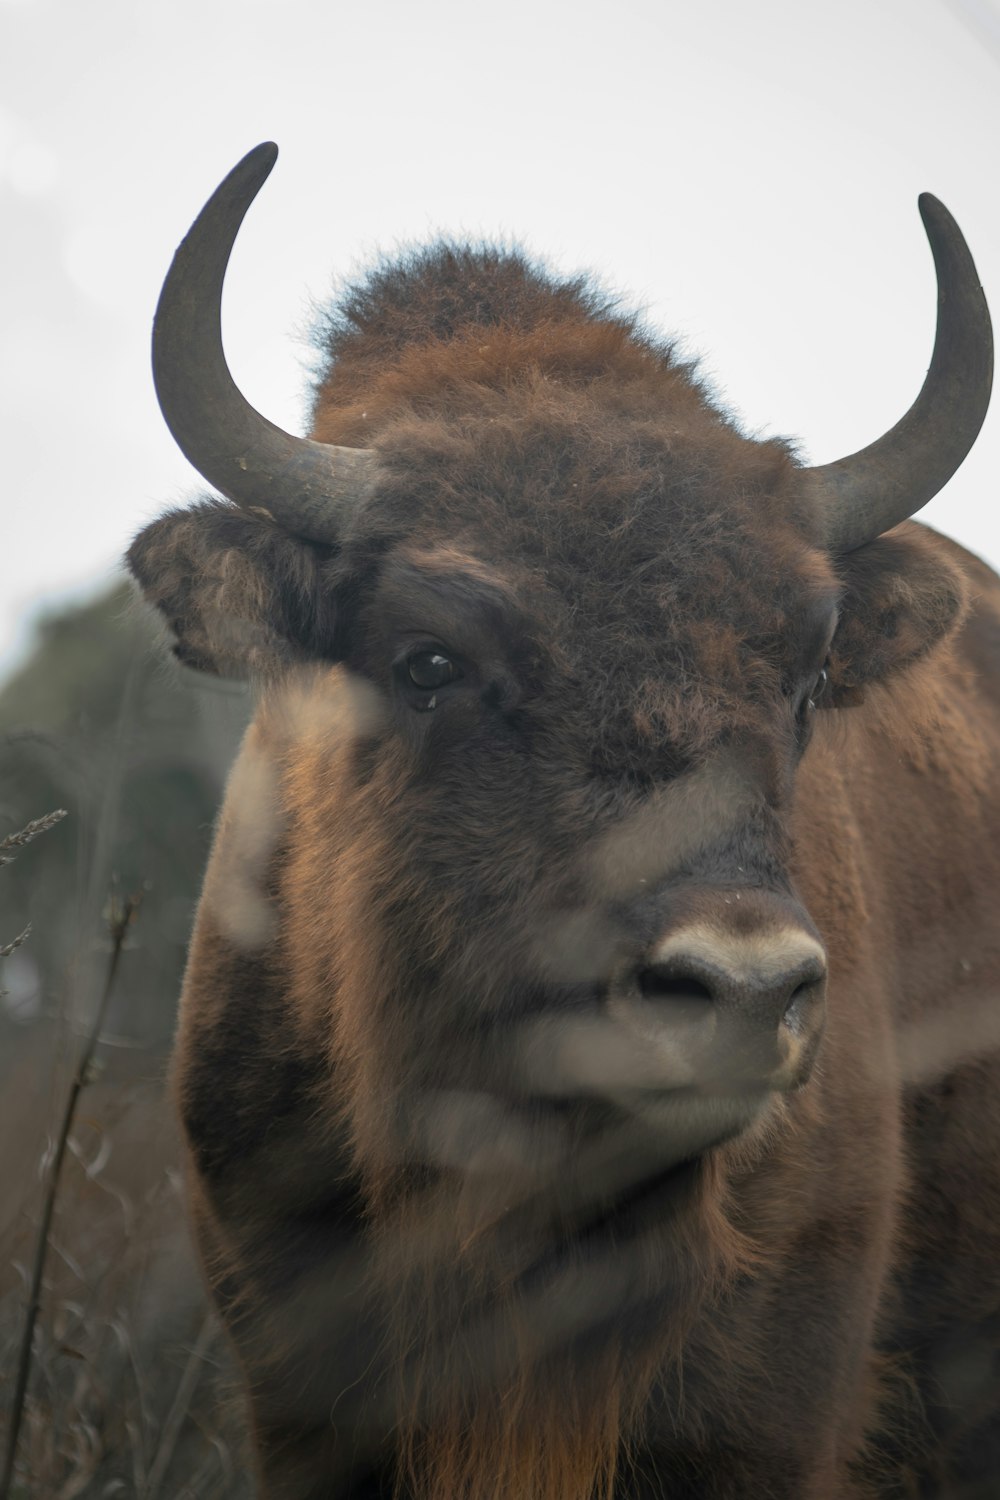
[308,245,837,763]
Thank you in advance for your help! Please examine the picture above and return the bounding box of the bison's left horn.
[152,142,375,544]
[806,195,992,554]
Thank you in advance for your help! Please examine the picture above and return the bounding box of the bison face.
[129,400,965,1265]
[129,454,969,1436]
[323,454,835,1155]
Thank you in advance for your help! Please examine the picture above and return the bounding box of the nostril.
[638,971,714,1005]
[783,974,826,1031]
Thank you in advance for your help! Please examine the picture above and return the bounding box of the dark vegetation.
[0,582,252,1497]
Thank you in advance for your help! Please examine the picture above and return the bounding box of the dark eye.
[406,650,462,690]
[807,667,828,710]
[795,665,828,732]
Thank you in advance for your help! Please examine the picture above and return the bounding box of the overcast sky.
[2,0,999,680]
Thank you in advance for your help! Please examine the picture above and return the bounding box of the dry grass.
[0,1025,252,1498]
[0,815,251,1497]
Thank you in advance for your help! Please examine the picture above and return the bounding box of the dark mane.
[307,241,691,417]
[314,241,644,359]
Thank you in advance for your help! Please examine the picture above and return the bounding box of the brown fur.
[128,242,1000,1498]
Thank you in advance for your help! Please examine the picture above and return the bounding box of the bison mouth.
[535,1089,761,1249]
[438,1086,761,1284]
[413,1071,765,1237]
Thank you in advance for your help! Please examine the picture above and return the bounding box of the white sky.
[2,0,999,679]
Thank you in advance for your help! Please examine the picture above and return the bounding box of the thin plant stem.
[0,890,142,1500]
[143,1313,217,1500]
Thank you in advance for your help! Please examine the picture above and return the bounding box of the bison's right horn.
[152,142,376,545]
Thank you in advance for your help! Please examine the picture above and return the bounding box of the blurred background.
[2,0,999,1492]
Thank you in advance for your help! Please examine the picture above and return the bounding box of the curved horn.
[806,194,992,554]
[152,142,376,544]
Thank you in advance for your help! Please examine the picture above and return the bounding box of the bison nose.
[628,925,828,1091]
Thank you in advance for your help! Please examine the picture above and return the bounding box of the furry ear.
[127,499,338,679]
[824,524,968,707]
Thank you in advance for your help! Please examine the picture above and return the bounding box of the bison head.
[128,146,991,1491]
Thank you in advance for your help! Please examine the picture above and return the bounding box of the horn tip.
[242,140,279,175]
[917,192,956,236]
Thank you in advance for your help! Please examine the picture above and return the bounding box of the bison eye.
[406,650,462,690]
[803,672,827,711]
[807,666,829,711]
[795,665,829,737]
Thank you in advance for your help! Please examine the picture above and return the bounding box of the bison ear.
[823,524,968,707]
[127,500,338,679]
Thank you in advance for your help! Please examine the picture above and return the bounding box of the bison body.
[130,146,1000,1498]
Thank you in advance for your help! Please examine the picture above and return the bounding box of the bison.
[128,143,1000,1499]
